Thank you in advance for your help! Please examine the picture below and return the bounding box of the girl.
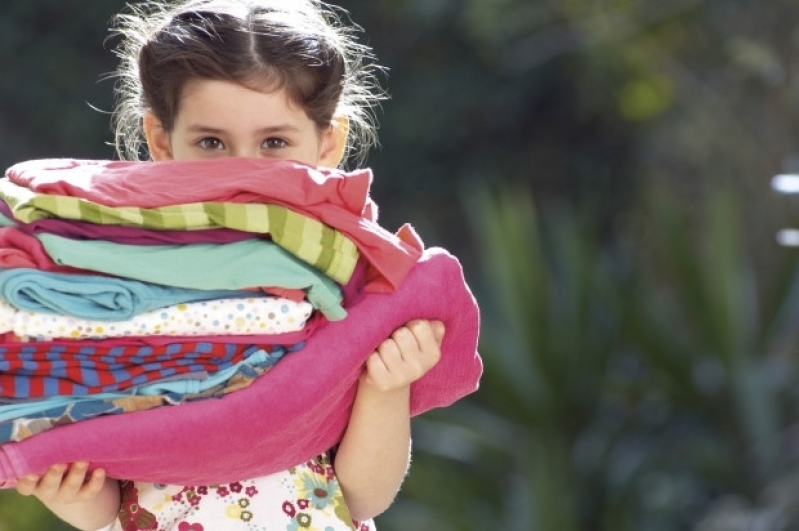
[13,1,444,529]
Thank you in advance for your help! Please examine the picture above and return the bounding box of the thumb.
[432,320,446,344]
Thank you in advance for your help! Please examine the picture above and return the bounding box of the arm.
[15,462,120,531]
[334,319,444,522]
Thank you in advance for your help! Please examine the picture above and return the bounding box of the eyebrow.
[186,124,301,135]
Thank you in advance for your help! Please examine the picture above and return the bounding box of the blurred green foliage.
[378,181,799,531]
[2,0,799,529]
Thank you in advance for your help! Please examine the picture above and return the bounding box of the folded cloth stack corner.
[0,157,482,488]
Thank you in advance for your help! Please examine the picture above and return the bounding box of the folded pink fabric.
[7,158,370,214]
[0,248,481,488]
[0,227,83,273]
[6,158,423,293]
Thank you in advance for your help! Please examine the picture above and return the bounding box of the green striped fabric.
[0,179,358,284]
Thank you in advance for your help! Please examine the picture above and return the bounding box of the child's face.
[145,79,343,168]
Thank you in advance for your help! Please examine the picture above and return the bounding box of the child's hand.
[15,462,108,506]
[16,462,120,530]
[361,319,445,392]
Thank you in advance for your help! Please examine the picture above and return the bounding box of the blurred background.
[2,0,799,529]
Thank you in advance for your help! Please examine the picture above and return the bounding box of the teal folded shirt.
[37,233,346,321]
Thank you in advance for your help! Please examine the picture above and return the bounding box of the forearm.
[334,381,412,521]
[44,477,121,531]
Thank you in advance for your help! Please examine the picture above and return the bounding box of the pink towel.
[0,247,481,488]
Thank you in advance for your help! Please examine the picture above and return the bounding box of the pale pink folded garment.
[7,158,371,214]
[0,247,482,488]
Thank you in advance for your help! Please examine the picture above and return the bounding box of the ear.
[143,111,174,161]
[318,117,349,168]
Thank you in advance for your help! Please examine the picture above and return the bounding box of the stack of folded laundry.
[0,157,482,488]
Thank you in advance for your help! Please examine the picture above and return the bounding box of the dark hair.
[110,0,385,166]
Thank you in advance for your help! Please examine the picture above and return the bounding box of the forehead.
[175,78,309,127]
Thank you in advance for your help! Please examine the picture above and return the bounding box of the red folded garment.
[0,248,482,488]
[0,342,274,398]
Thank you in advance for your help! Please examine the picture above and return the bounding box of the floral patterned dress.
[110,453,374,531]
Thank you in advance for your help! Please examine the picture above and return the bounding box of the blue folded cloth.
[0,267,254,321]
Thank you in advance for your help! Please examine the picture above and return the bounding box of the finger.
[363,350,391,388]
[405,320,443,369]
[405,320,435,348]
[34,464,67,500]
[377,335,404,366]
[431,320,446,344]
[390,326,420,361]
[78,468,107,499]
[365,349,388,374]
[59,462,90,498]
[15,475,40,497]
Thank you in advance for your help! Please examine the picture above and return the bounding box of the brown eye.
[262,138,288,149]
[197,137,225,150]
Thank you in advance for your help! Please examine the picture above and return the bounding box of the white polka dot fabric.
[0,297,314,341]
